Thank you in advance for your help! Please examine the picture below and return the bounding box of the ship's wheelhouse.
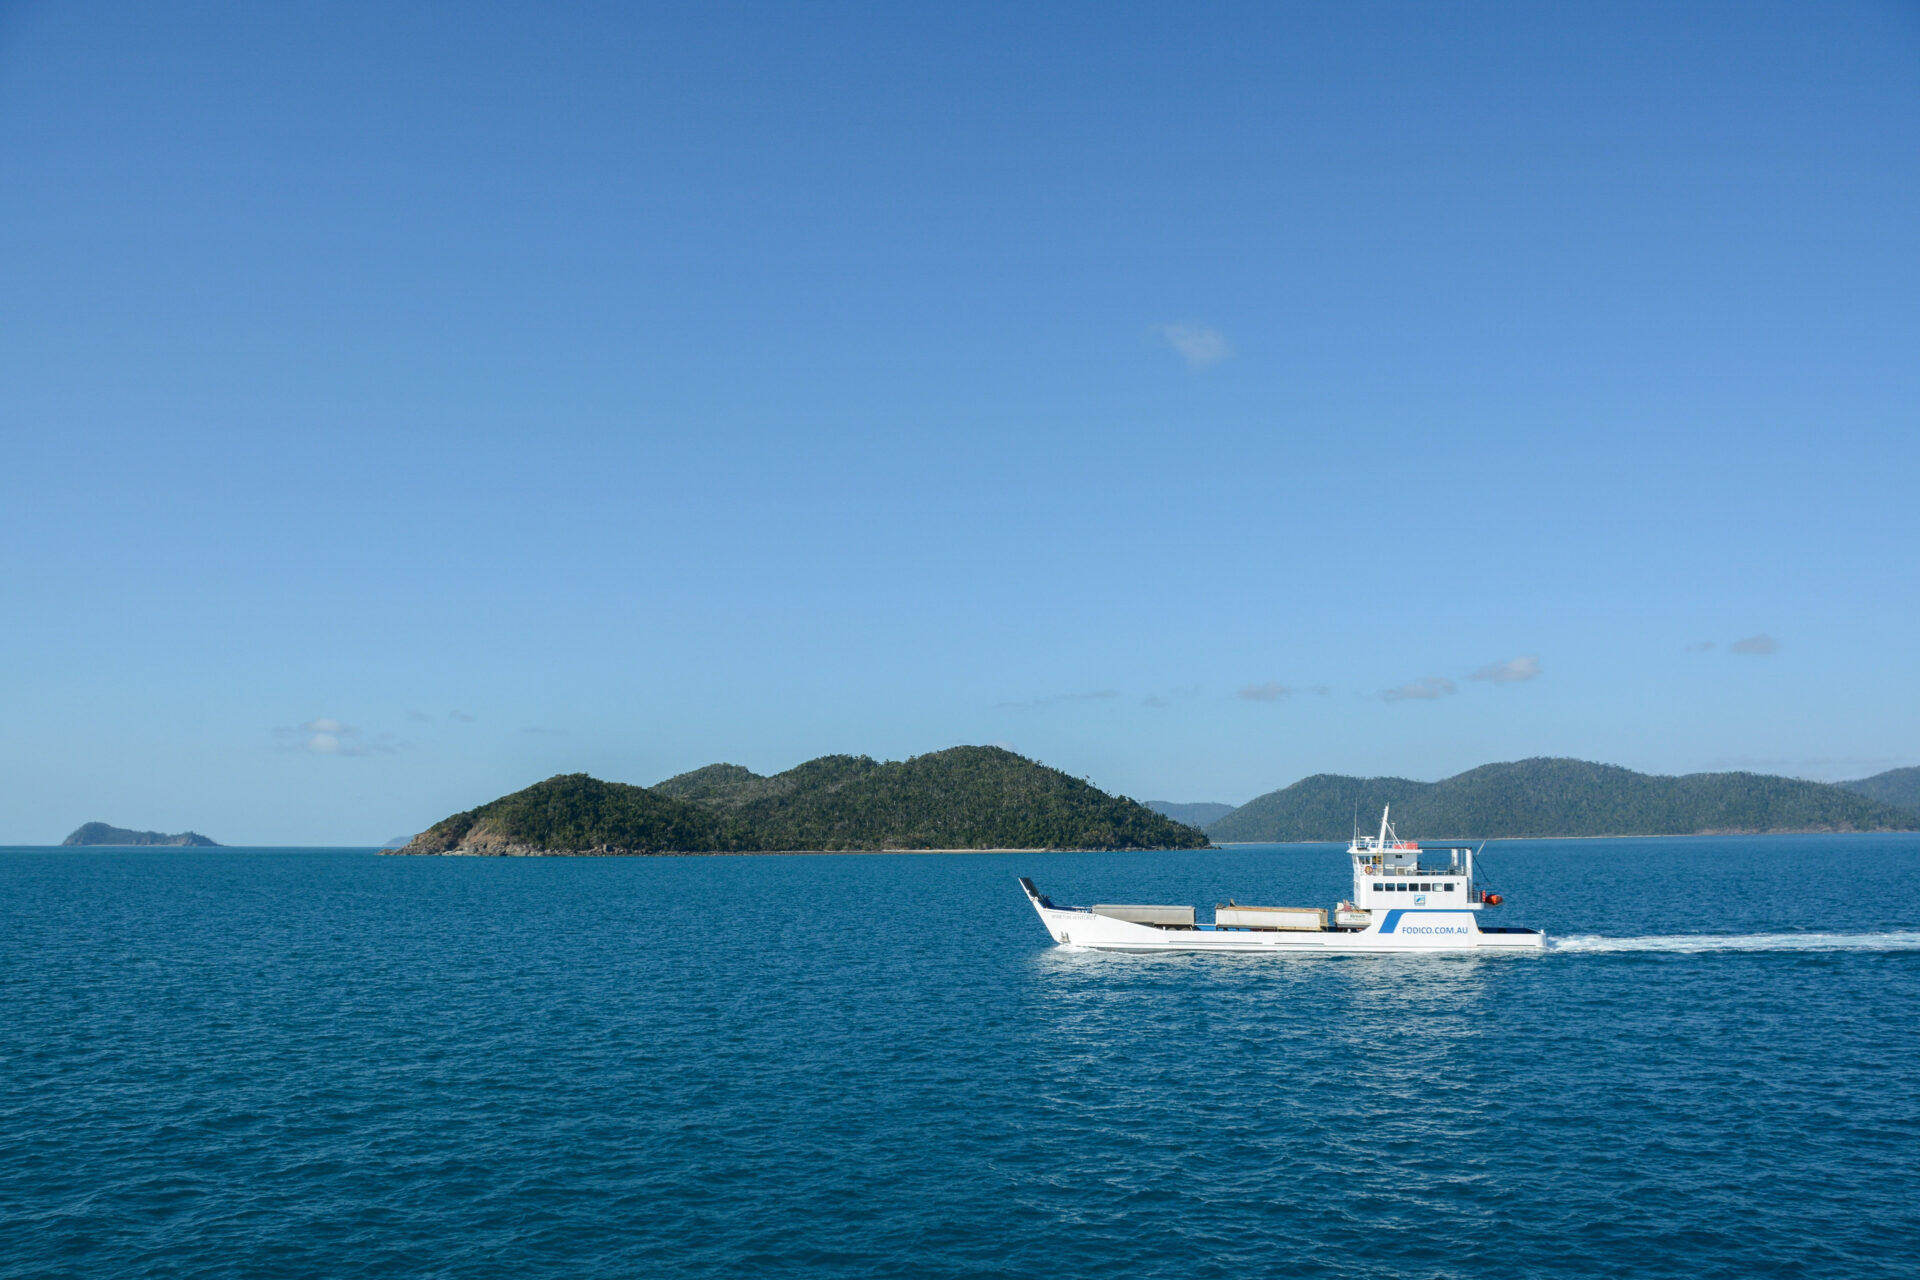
[1348,808,1485,911]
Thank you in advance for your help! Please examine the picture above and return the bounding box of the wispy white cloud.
[272,717,368,755]
[1141,695,1170,708]
[307,733,364,755]
[273,717,408,757]
[448,710,477,723]
[1686,641,1715,653]
[1238,681,1292,702]
[1730,634,1779,656]
[1160,324,1231,367]
[994,690,1122,711]
[1382,677,1456,702]
[1470,655,1542,683]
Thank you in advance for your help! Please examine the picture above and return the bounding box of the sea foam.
[1550,930,1920,953]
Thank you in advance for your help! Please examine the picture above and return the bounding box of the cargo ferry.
[1021,807,1545,953]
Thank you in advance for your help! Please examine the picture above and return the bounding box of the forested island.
[62,823,220,847]
[392,746,1211,855]
[1205,757,1919,842]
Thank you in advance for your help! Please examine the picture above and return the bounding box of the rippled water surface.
[4,835,1918,1278]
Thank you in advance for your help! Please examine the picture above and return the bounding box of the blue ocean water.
[3,836,1918,1279]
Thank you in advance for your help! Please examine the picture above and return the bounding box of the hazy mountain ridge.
[1839,766,1920,814]
[396,746,1210,854]
[62,823,220,847]
[1208,757,1918,842]
[1144,801,1237,829]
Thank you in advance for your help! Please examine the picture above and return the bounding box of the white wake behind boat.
[1021,806,1545,953]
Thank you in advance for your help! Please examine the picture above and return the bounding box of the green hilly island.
[396,746,1211,855]
[1207,757,1919,842]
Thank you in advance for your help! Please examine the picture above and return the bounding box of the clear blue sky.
[4,2,1917,844]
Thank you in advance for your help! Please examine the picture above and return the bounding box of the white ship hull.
[1023,890,1545,953]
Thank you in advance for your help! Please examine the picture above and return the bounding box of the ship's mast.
[1377,805,1390,848]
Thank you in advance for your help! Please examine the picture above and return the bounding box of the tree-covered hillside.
[1205,775,1431,843]
[695,747,1208,850]
[397,747,1209,854]
[402,774,752,854]
[651,763,763,802]
[1208,757,1918,842]
[1839,766,1920,815]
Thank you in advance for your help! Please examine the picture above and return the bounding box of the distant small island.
[391,745,1210,856]
[62,822,220,847]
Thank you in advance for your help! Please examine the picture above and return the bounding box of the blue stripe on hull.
[1379,909,1474,935]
